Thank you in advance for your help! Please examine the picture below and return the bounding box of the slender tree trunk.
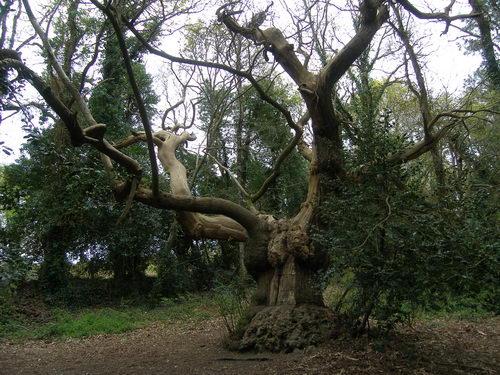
[39,225,69,291]
[238,242,247,278]
[431,143,447,196]
[469,0,500,88]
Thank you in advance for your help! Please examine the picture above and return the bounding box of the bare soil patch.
[1,317,498,374]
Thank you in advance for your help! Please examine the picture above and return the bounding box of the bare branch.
[79,25,105,93]
[208,153,252,200]
[123,18,300,135]
[22,0,97,127]
[218,4,313,86]
[387,109,496,165]
[93,0,160,197]
[116,175,140,224]
[161,66,195,130]
[319,2,389,90]
[396,0,480,23]
[389,8,432,135]
[250,113,305,202]
[118,184,261,238]
[9,0,22,49]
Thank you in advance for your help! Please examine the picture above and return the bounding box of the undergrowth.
[212,275,254,339]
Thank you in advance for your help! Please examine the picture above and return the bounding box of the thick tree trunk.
[238,160,336,352]
[268,256,323,305]
[252,258,323,307]
[240,246,335,352]
[155,128,335,351]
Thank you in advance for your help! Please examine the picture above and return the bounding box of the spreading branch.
[380,109,496,166]
[123,17,300,137]
[0,53,262,240]
[319,1,389,90]
[396,0,480,23]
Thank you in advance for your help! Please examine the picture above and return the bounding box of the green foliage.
[0,290,16,328]
[311,58,498,335]
[0,228,32,290]
[460,0,500,87]
[316,116,498,332]
[195,78,308,218]
[317,178,498,333]
[153,230,233,299]
[416,295,495,321]
[154,238,192,298]
[0,3,168,297]
[0,124,172,293]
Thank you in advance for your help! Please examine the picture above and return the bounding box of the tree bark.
[155,130,249,241]
[469,0,500,88]
[39,225,69,291]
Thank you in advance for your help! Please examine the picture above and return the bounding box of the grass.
[2,290,494,343]
[32,308,141,338]
[0,293,217,342]
[417,305,494,322]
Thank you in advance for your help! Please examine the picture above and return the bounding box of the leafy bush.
[0,291,16,327]
[316,174,498,334]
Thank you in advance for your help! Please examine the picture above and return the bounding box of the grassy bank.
[0,294,217,342]
[1,290,495,343]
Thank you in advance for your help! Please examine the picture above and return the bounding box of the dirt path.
[1,318,499,374]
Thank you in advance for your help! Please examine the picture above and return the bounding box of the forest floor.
[0,313,498,375]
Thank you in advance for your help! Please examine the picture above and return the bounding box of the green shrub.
[316,176,498,335]
[0,291,16,327]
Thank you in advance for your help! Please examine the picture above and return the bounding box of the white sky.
[0,0,484,165]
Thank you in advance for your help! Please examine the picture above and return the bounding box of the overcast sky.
[0,0,483,165]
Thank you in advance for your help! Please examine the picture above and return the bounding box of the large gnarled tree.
[0,0,493,351]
